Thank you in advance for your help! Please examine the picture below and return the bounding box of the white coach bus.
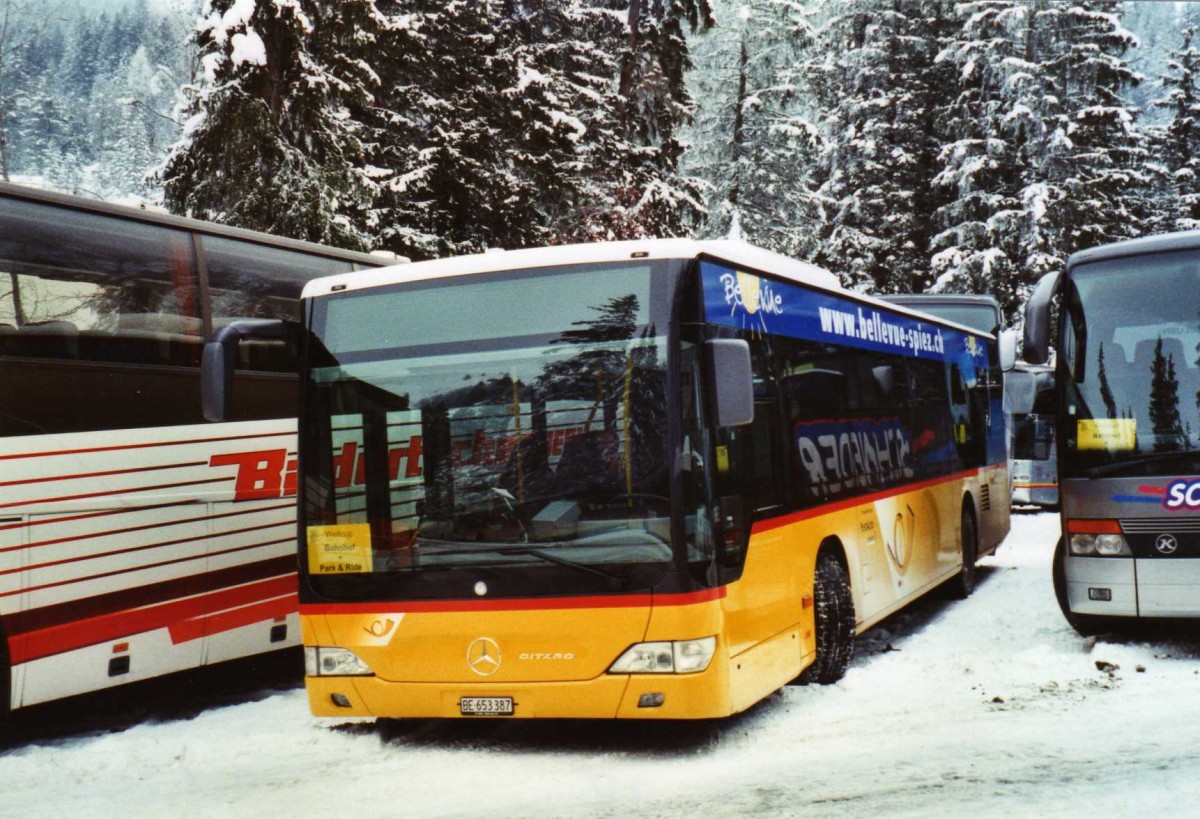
[0,182,393,716]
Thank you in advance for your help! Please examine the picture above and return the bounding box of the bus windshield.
[301,261,681,599]
[1064,252,1200,477]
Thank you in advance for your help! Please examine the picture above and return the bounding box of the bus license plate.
[460,697,514,716]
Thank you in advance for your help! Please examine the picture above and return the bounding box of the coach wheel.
[951,505,978,599]
[797,552,855,685]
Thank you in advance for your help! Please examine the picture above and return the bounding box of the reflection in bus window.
[0,197,201,368]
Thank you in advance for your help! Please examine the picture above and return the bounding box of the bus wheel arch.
[795,538,855,686]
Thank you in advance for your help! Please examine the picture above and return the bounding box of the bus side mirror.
[999,329,1018,372]
[201,318,290,422]
[706,338,754,427]
[1022,271,1061,365]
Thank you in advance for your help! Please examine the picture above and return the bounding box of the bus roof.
[300,238,992,337]
[0,180,391,265]
[877,293,1002,335]
[879,293,1000,309]
[1068,229,1200,268]
[302,239,835,298]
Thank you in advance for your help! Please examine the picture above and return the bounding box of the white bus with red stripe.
[0,183,392,714]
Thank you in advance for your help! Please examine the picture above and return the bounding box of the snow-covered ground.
[3,512,1200,819]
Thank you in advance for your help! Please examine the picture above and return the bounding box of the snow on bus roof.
[300,239,840,299]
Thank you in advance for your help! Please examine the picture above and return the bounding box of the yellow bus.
[204,240,1014,720]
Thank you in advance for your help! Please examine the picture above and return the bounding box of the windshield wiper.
[498,547,629,589]
[1084,448,1200,478]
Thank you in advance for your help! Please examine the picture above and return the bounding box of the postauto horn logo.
[1163,479,1200,511]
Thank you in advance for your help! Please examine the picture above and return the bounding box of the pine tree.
[1158,25,1200,230]
[1027,3,1148,259]
[805,0,957,292]
[161,0,382,249]
[684,0,823,257]
[577,0,714,240]
[930,1,1029,311]
[932,1,1149,318]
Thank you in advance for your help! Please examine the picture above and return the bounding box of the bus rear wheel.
[797,552,855,685]
[950,505,978,599]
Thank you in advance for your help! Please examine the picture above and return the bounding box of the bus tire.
[798,552,855,685]
[1052,537,1106,637]
[951,504,978,599]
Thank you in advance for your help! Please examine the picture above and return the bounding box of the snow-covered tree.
[575,0,713,240]
[368,1,712,259]
[1034,2,1148,255]
[1158,25,1200,230]
[367,1,613,258]
[804,0,957,293]
[684,0,823,257]
[161,0,382,249]
[930,1,1149,319]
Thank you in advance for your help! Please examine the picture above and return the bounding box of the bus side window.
[204,238,353,422]
[781,340,854,508]
[908,358,956,478]
[948,362,984,468]
[204,236,353,376]
[0,197,202,369]
[0,198,205,436]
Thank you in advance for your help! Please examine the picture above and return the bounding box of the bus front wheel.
[797,552,855,685]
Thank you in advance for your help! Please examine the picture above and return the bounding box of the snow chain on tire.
[799,552,855,685]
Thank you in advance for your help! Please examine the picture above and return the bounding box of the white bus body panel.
[1135,559,1200,617]
[1063,556,1138,617]
[0,420,300,710]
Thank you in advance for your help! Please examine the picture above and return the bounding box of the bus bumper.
[1065,557,1200,618]
[1064,557,1137,617]
[1135,559,1200,617]
[305,661,733,720]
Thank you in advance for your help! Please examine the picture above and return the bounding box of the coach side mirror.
[1022,271,1061,366]
[999,329,1018,372]
[202,319,290,422]
[706,338,754,427]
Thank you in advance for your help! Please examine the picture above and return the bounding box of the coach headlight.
[1095,534,1132,556]
[1069,533,1131,557]
[1069,534,1097,556]
[608,636,717,674]
[305,647,374,676]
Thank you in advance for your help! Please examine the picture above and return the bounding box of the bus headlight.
[305,647,374,676]
[1069,534,1097,556]
[1069,533,1131,557]
[1095,534,1132,556]
[608,636,717,674]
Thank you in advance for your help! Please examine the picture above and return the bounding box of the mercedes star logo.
[467,637,502,676]
[1156,534,1179,555]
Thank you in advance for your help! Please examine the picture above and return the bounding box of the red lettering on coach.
[211,439,425,502]
[209,450,290,501]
